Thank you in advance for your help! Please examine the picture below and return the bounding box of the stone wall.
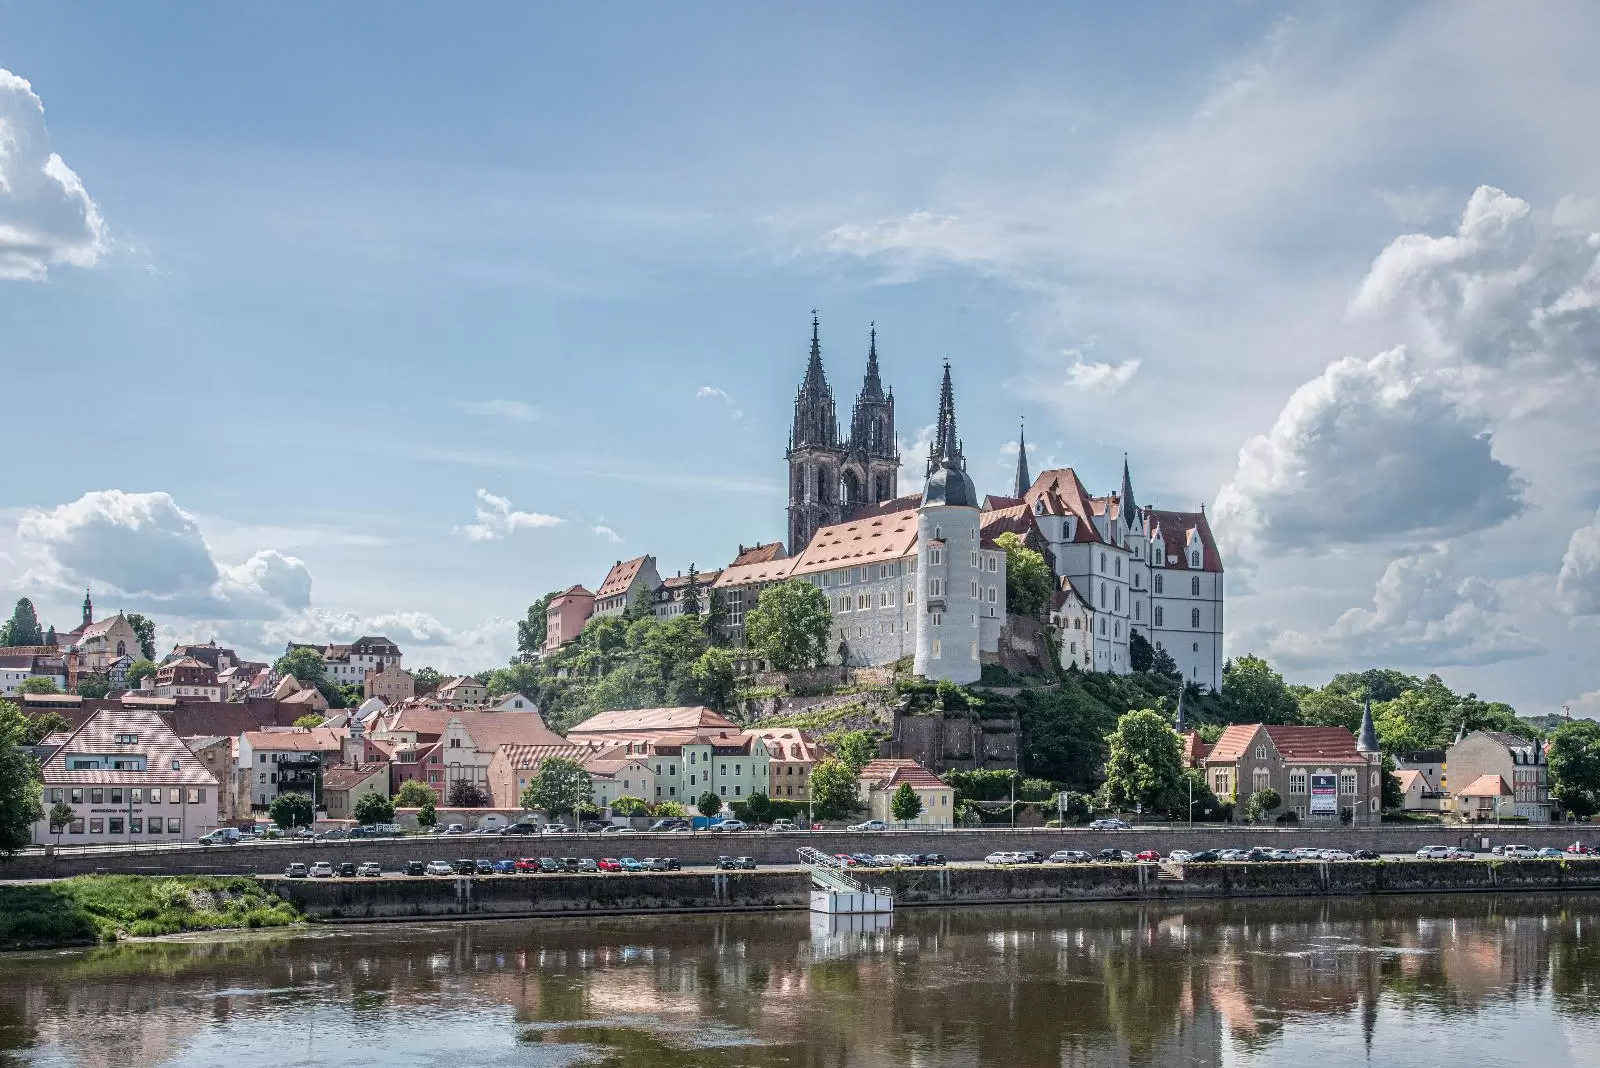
[891,710,1018,773]
[6,824,1592,880]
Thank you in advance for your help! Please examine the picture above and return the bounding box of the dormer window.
[1034,499,1045,516]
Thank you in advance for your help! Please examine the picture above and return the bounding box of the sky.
[1,2,1598,716]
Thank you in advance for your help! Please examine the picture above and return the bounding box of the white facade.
[914,505,986,684]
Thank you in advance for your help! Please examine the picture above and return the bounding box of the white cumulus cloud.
[1265,544,1540,669]
[1064,353,1140,394]
[696,385,743,419]
[454,489,563,542]
[1214,346,1523,557]
[0,69,108,280]
[1558,509,1600,615]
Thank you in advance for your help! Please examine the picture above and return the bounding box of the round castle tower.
[914,362,983,685]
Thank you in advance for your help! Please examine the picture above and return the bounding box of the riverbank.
[0,875,301,950]
[272,857,1600,922]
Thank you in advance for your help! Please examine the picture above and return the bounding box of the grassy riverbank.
[0,875,300,950]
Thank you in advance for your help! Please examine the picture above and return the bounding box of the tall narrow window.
[1191,576,1200,596]
[1191,608,1201,629]
[1154,574,1164,595]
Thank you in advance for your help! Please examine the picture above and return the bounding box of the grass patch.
[753,700,874,732]
[0,875,300,950]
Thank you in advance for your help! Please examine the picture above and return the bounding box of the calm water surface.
[4,895,1600,1067]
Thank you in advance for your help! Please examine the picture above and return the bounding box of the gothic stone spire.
[1014,417,1032,498]
[859,322,886,403]
[1121,454,1138,527]
[790,310,839,449]
[927,359,966,475]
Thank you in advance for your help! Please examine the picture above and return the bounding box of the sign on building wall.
[1310,774,1338,815]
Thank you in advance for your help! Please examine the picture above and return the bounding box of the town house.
[1203,723,1381,825]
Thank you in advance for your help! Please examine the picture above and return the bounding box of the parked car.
[1353,849,1381,860]
[768,819,798,832]
[851,853,877,866]
[598,858,623,872]
[1095,848,1131,862]
[198,828,241,845]
[578,858,600,873]
[710,819,748,832]
[337,861,357,877]
[848,820,887,832]
[1445,847,1475,859]
[1167,850,1193,863]
[601,825,631,835]
[309,862,334,878]
[1323,849,1355,861]
[871,854,897,866]
[582,822,606,833]
[425,860,455,876]
[284,862,308,878]
[668,825,695,834]
[658,857,682,871]
[647,819,689,833]
[913,853,947,866]
[1016,851,1046,864]
[1538,847,1565,858]
[405,860,426,876]
[1089,818,1130,830]
[1416,845,1452,859]
[357,862,383,877]
[513,857,541,872]
[1500,844,1539,858]
[1134,850,1162,862]
[493,859,518,874]
[620,857,645,872]
[985,851,1021,865]
[1568,843,1596,855]
[1050,850,1092,863]
[541,824,569,835]
[833,853,861,867]
[1187,850,1221,863]
[558,857,581,872]
[503,822,540,836]
[537,857,562,873]
[716,856,740,869]
[451,858,476,875]
[444,823,465,835]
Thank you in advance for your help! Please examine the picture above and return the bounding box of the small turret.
[81,587,93,627]
[1357,699,1379,755]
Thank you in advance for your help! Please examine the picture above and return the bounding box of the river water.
[3,894,1599,1067]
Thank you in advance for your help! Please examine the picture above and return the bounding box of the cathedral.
[785,315,901,554]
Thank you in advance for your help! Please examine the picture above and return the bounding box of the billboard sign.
[1310,774,1338,815]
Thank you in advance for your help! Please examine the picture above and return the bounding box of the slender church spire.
[860,322,886,403]
[82,586,93,627]
[802,310,827,393]
[1121,454,1138,526]
[927,359,965,475]
[1014,417,1032,498]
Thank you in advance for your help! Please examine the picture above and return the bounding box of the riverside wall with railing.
[2,823,1592,880]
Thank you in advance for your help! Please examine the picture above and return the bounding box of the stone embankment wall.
[272,858,1600,921]
[5,825,1591,880]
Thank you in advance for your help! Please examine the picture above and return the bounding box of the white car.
[1416,845,1452,859]
[308,861,334,878]
[541,824,569,834]
[1167,849,1194,863]
[425,860,455,875]
[985,851,1022,865]
[1322,849,1354,861]
[849,820,887,832]
[767,819,798,832]
[1501,844,1539,858]
[1089,818,1129,830]
[710,819,748,832]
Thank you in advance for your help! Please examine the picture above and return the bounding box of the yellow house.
[856,759,955,827]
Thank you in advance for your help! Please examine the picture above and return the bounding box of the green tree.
[124,613,158,661]
[745,792,773,824]
[1380,754,1405,811]
[18,676,58,695]
[683,564,702,617]
[293,713,324,729]
[0,701,43,854]
[610,795,649,816]
[75,672,110,699]
[1246,786,1282,823]
[1180,769,1222,821]
[353,791,395,826]
[416,798,437,830]
[122,659,160,691]
[48,800,76,845]
[519,756,592,817]
[697,791,722,818]
[808,758,862,820]
[485,661,541,700]
[1221,655,1300,725]
[274,647,327,687]
[704,588,728,645]
[1058,791,1093,824]
[653,800,688,817]
[890,782,923,826]
[1549,720,1600,818]
[833,731,879,775]
[412,666,444,694]
[395,780,435,808]
[1327,668,1420,703]
[20,710,70,746]
[1103,708,1185,815]
[994,532,1053,617]
[447,780,488,808]
[516,591,560,660]
[1128,630,1154,673]
[1150,642,1181,681]
[1296,686,1363,732]
[1,598,44,647]
[268,792,314,830]
[745,579,833,670]
[690,647,737,712]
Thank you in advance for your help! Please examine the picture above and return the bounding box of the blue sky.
[2,2,1599,716]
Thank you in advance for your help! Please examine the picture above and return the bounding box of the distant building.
[751,727,823,801]
[711,551,795,650]
[1203,723,1381,825]
[566,706,771,806]
[152,657,222,702]
[364,664,415,704]
[58,592,145,673]
[435,676,488,708]
[284,635,403,688]
[238,728,346,813]
[1446,731,1552,822]
[545,585,596,651]
[593,556,662,618]
[181,736,239,824]
[1048,577,1095,672]
[1456,774,1516,820]
[856,759,955,826]
[33,706,221,844]
[488,692,538,713]
[322,764,390,821]
[369,704,569,801]
[653,568,723,621]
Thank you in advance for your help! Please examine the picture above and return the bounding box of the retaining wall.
[3,824,1589,880]
[271,858,1600,921]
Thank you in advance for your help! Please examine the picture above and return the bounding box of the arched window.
[1191,576,1200,596]
[1154,607,1164,627]
[1099,583,1107,608]
[1191,551,1200,566]
[116,640,126,657]
[1099,553,1106,573]
[1113,587,1121,611]
[1154,574,1164,595]
[1134,602,1141,620]
[1190,608,1201,629]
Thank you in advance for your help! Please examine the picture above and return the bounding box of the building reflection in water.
[2,895,1600,1067]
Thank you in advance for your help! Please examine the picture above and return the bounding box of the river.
[3,894,1599,1067]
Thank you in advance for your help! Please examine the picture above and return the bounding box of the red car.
[513,857,541,872]
[1567,843,1595,855]
[833,853,861,867]
[597,858,623,872]
[1134,850,1162,862]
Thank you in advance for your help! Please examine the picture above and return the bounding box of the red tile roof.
[568,705,739,736]
[714,555,797,589]
[858,758,947,791]
[1145,508,1224,573]
[1264,726,1364,762]
[322,764,387,791]
[790,506,920,574]
[728,542,786,568]
[597,556,651,599]
[377,707,569,749]
[1023,469,1105,543]
[1459,773,1513,797]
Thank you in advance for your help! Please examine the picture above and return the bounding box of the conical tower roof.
[1014,418,1032,498]
[1357,699,1379,754]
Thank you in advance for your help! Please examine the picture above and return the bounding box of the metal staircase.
[798,847,891,898]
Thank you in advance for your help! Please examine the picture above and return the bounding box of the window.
[1114,556,1121,577]
[1193,643,1199,652]
[929,578,944,597]
[110,788,123,804]
[1154,574,1164,595]
[1099,618,1106,635]
[1192,551,1200,566]
[987,586,997,603]
[1370,770,1378,787]
[1191,608,1201,629]
[1099,552,1106,572]
[1113,621,1120,637]
[109,817,124,834]
[1191,576,1201,596]
[1213,772,1228,795]
[932,611,943,627]
[930,547,943,566]
[857,594,869,611]
[1255,746,1266,760]
[1340,771,1358,795]
[1288,770,1307,794]
[71,820,85,835]
[905,588,915,605]
[931,640,941,658]
[970,551,979,568]
[168,817,182,832]
[720,764,726,775]
[1154,607,1164,627]
[91,788,103,804]
[130,818,143,833]
[169,789,180,804]
[89,819,104,834]
[1251,769,1270,793]
[1114,587,1121,611]
[1099,583,1107,608]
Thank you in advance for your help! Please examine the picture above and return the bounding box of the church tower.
[786,313,846,554]
[842,323,900,510]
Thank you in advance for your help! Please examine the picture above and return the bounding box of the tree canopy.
[696,791,722,818]
[447,780,489,808]
[1220,655,1299,725]
[890,782,923,825]
[18,677,58,695]
[519,757,592,816]
[1103,708,1185,815]
[122,659,160,691]
[124,613,158,661]
[274,647,327,687]
[833,731,879,775]
[1,599,44,648]
[268,792,314,830]
[994,532,1053,617]
[394,780,436,808]
[1549,720,1600,818]
[808,758,862,820]
[745,579,833,671]
[0,701,44,854]
[516,591,560,661]
[353,791,395,826]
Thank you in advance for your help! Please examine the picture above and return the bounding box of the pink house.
[545,585,596,651]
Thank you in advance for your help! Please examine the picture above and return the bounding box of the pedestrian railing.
[797,847,890,897]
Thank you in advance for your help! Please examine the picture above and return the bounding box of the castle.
[775,317,1225,689]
